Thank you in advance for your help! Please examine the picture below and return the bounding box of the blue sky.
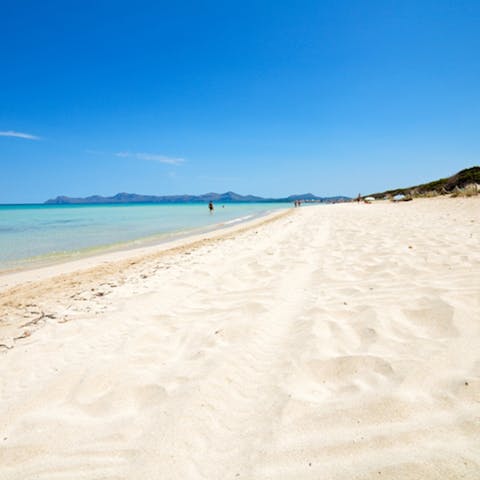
[1,0,479,203]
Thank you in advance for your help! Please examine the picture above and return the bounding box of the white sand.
[0,198,479,479]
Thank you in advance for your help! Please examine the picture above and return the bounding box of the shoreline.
[0,206,292,349]
[0,202,289,275]
[0,206,291,292]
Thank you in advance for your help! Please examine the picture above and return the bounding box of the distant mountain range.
[44,191,350,204]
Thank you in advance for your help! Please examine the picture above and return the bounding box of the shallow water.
[0,202,287,271]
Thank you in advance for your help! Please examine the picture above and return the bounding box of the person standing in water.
[208,201,214,213]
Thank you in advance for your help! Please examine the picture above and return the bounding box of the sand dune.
[0,198,479,479]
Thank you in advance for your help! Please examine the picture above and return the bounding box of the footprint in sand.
[402,297,457,338]
[307,355,398,392]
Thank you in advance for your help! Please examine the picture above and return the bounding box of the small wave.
[223,214,254,225]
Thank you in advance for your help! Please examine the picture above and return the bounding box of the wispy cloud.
[115,151,184,165]
[0,130,41,140]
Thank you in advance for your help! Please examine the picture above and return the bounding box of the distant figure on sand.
[208,201,214,213]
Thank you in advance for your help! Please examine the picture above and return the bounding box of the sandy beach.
[0,197,479,479]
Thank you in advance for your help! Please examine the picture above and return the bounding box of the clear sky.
[1,0,479,203]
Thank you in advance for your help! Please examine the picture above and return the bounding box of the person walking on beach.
[208,201,214,213]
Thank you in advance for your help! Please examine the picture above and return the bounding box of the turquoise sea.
[0,202,288,272]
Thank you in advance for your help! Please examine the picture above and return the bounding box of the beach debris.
[392,194,406,201]
[14,330,31,340]
[0,337,14,350]
[20,312,48,328]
